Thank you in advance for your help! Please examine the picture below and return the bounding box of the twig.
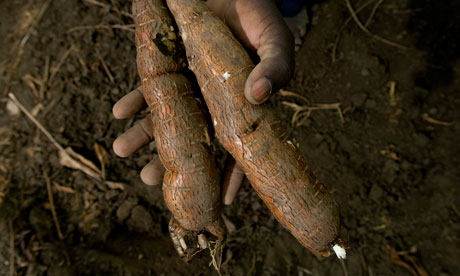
[8,93,103,181]
[19,0,54,48]
[83,0,110,9]
[282,101,344,125]
[208,241,223,276]
[22,74,40,98]
[297,266,315,275]
[48,45,75,85]
[8,93,66,153]
[339,258,349,276]
[9,220,14,276]
[40,56,50,99]
[248,253,256,276]
[451,203,460,218]
[97,52,115,83]
[74,50,89,76]
[365,0,385,27]
[83,0,132,18]
[421,113,453,126]
[279,89,310,104]
[332,0,376,62]
[359,249,369,276]
[391,8,424,14]
[281,90,344,125]
[344,0,408,49]
[388,81,397,106]
[54,182,77,194]
[2,0,53,97]
[43,170,64,240]
[67,24,135,33]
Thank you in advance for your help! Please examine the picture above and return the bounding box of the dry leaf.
[422,113,453,126]
[0,176,8,206]
[105,181,125,191]
[31,103,44,116]
[54,182,77,194]
[388,81,397,107]
[385,244,430,276]
[22,74,39,97]
[59,147,102,180]
[6,99,20,116]
[0,127,12,146]
[66,147,101,174]
[94,143,109,179]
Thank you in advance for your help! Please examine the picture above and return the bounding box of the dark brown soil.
[1,0,459,275]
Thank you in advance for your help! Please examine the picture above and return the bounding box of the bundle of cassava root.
[132,0,346,261]
[133,0,225,262]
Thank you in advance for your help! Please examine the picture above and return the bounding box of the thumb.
[244,20,295,104]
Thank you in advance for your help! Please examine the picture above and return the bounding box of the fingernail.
[252,77,272,103]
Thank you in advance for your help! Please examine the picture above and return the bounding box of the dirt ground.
[1,0,459,275]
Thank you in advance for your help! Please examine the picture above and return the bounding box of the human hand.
[113,0,294,204]
[206,0,295,104]
[112,88,245,205]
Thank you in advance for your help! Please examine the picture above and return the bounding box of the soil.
[1,0,459,275]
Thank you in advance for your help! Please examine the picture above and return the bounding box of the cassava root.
[133,0,225,262]
[166,0,344,257]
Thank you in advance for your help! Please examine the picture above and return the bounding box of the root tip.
[332,244,347,259]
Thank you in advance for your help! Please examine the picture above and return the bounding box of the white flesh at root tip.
[198,234,208,249]
[333,244,347,259]
[179,237,188,251]
[222,72,230,81]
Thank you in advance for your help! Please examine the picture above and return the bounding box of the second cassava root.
[133,0,225,261]
[166,0,343,257]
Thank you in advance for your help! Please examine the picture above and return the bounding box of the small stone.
[120,82,128,91]
[400,160,411,170]
[67,63,76,73]
[313,67,326,79]
[413,133,430,147]
[312,133,324,146]
[382,159,399,183]
[369,184,384,201]
[104,190,118,200]
[428,107,437,115]
[357,226,367,235]
[350,93,367,107]
[251,201,261,210]
[364,99,377,109]
[6,99,20,116]
[414,87,429,98]
[361,68,370,76]
[127,205,153,232]
[116,198,137,221]
[111,87,120,95]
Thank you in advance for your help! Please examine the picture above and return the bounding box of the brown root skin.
[166,0,341,256]
[133,0,225,259]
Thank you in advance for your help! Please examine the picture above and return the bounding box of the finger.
[112,87,147,119]
[140,158,165,186]
[244,19,295,104]
[112,116,153,158]
[221,156,245,205]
